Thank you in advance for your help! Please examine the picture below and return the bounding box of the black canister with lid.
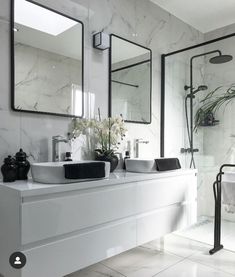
[123,151,130,170]
[1,156,18,182]
[15,149,30,180]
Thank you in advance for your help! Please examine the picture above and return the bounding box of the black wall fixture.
[161,32,235,157]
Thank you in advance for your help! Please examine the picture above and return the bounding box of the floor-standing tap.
[134,139,149,158]
[52,135,69,162]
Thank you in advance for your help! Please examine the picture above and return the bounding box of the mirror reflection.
[13,0,84,117]
[110,35,152,124]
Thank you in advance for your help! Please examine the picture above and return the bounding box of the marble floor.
[66,233,235,277]
[175,216,235,252]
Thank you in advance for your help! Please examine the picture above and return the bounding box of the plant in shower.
[70,109,127,172]
[194,84,235,131]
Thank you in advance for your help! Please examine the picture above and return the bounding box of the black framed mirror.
[109,34,152,124]
[11,0,84,118]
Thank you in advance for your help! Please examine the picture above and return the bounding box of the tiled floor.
[66,234,235,277]
[175,216,235,252]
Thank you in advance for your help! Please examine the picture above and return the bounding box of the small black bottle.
[1,156,18,182]
[64,152,73,162]
[123,151,130,170]
[15,149,30,180]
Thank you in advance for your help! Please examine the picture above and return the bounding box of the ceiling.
[150,0,235,33]
[15,23,82,60]
[14,0,83,60]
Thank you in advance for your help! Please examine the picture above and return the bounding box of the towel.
[155,158,181,171]
[222,181,235,213]
[64,162,106,179]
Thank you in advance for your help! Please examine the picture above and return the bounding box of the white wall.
[0,0,203,168]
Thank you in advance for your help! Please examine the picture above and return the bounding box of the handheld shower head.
[185,85,208,95]
[193,85,208,94]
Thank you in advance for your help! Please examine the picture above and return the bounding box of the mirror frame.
[10,0,84,118]
[109,34,152,124]
[161,32,235,157]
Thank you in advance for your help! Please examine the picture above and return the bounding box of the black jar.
[15,149,30,180]
[1,156,18,182]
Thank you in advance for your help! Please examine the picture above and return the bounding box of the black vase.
[1,156,18,182]
[15,149,30,180]
[95,154,119,172]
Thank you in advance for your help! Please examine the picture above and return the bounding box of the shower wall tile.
[0,0,203,169]
[195,24,235,219]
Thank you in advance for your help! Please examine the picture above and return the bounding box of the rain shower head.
[209,54,233,64]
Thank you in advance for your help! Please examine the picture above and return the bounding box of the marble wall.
[112,61,151,123]
[197,27,235,220]
[15,43,82,115]
[0,0,203,169]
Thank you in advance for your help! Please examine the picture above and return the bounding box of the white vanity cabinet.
[0,170,197,277]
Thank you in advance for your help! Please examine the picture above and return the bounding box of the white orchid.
[71,113,127,156]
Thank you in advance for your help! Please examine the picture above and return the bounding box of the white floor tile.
[102,246,183,277]
[142,234,206,258]
[175,217,235,252]
[66,263,125,277]
[189,246,235,276]
[154,259,233,277]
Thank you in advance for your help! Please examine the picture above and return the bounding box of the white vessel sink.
[125,159,156,173]
[31,161,110,184]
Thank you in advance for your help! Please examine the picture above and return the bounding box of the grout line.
[187,255,235,276]
[139,244,187,259]
[139,240,201,260]
[151,257,189,277]
[100,262,127,277]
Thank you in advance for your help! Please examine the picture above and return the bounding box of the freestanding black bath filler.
[184,50,233,168]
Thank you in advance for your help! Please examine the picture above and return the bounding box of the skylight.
[15,0,77,36]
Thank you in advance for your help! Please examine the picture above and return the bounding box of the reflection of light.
[13,27,19,32]
[83,92,95,119]
[15,0,77,36]
[71,84,83,117]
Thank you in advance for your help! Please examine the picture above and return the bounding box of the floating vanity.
[0,169,197,277]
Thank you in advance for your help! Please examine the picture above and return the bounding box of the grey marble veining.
[0,0,203,168]
[15,43,82,115]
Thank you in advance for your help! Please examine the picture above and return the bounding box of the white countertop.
[0,169,197,198]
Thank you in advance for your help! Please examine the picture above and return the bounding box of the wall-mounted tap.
[134,139,149,158]
[52,135,70,162]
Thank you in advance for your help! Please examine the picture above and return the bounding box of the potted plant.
[71,109,127,172]
[195,84,235,131]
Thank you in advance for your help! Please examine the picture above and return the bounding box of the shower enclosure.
[161,33,235,240]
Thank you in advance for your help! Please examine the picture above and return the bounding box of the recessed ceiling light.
[15,0,78,36]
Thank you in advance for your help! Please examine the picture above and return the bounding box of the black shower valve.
[180,148,191,153]
[180,148,199,153]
